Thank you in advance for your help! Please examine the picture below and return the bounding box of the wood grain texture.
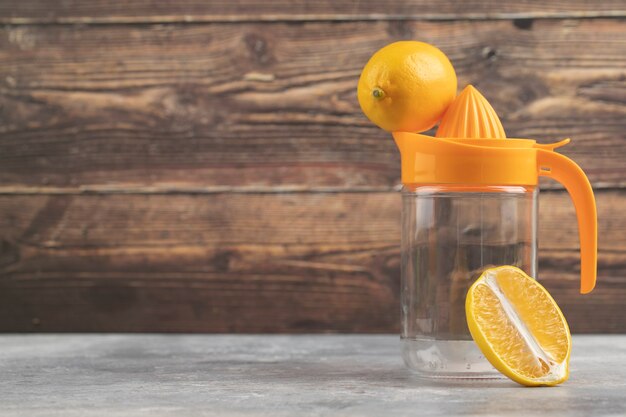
[1,2,625,334]
[0,190,623,333]
[2,0,625,23]
[1,19,625,191]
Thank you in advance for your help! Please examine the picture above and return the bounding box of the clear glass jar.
[400,184,538,378]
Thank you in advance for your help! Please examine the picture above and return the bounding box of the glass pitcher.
[394,132,597,378]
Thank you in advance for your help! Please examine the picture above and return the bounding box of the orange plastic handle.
[537,149,597,294]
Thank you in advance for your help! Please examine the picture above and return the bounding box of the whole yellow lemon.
[357,41,457,132]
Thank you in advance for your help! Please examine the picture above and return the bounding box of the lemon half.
[466,266,571,386]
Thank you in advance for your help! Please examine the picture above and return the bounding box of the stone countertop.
[0,334,624,416]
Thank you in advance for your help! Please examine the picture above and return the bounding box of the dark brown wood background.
[1,1,625,333]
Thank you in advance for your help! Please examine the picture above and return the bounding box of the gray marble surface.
[0,334,624,416]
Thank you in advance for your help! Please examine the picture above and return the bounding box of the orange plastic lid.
[393,132,571,186]
[393,85,597,293]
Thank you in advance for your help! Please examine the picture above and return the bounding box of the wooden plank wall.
[0,1,625,333]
